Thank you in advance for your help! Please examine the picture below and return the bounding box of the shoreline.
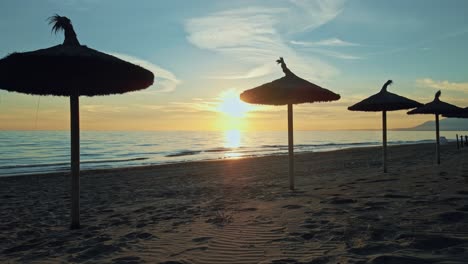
[0,141,445,179]
[1,142,468,263]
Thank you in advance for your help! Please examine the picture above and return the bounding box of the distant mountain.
[398,118,468,131]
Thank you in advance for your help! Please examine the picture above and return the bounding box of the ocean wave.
[204,147,233,153]
[1,130,463,177]
[82,157,149,164]
[261,144,287,148]
[0,162,70,170]
[0,157,149,170]
[165,150,201,157]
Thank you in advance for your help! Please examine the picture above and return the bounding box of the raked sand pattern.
[1,143,468,263]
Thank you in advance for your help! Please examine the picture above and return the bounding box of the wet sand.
[1,143,468,263]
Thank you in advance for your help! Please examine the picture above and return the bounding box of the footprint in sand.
[121,232,155,242]
[364,201,389,207]
[321,197,356,204]
[382,193,410,199]
[112,256,141,264]
[355,201,389,211]
[406,234,466,250]
[266,258,298,264]
[3,243,42,255]
[282,204,303,209]
[192,236,212,243]
[300,223,319,229]
[68,243,121,263]
[238,207,258,212]
[368,255,431,264]
[438,211,467,223]
[348,242,402,255]
[299,232,315,240]
[169,246,209,257]
[135,222,146,228]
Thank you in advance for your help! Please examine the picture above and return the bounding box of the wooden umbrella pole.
[288,103,294,190]
[435,114,440,164]
[70,92,80,229]
[382,111,387,173]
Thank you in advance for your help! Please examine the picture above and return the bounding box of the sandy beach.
[1,143,468,263]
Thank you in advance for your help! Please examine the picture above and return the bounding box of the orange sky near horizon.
[1,1,468,132]
[0,89,437,132]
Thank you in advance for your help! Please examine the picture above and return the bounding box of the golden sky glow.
[1,2,468,132]
[216,90,255,118]
[0,88,451,131]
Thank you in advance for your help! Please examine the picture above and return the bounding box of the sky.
[1,0,468,131]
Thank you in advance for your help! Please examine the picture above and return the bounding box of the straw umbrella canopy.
[443,107,468,118]
[443,107,468,148]
[0,15,154,229]
[407,91,462,164]
[240,58,340,190]
[348,80,422,172]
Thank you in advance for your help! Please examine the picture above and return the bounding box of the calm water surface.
[0,130,466,176]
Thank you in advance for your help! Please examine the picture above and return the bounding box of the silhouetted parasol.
[407,91,462,164]
[443,107,468,118]
[0,15,154,229]
[348,80,422,172]
[240,58,340,190]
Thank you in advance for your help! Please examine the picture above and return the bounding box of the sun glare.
[224,129,241,148]
[223,129,243,158]
[217,89,253,118]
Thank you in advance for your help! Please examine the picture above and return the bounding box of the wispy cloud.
[291,38,359,47]
[82,105,128,113]
[290,38,361,59]
[184,1,347,81]
[206,64,277,80]
[110,53,181,93]
[140,89,261,116]
[416,78,468,93]
[303,48,362,60]
[286,0,347,33]
[140,96,217,114]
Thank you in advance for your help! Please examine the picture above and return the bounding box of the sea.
[1,130,467,176]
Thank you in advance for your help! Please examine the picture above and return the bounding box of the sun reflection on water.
[224,129,241,148]
[223,130,243,158]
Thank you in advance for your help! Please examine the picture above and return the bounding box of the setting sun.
[217,89,254,118]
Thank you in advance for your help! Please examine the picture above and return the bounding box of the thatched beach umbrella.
[348,80,422,172]
[407,91,462,164]
[0,15,154,229]
[240,58,340,190]
[443,107,468,118]
[443,107,468,149]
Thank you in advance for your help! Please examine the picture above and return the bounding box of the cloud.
[141,89,261,116]
[184,1,346,81]
[82,105,128,113]
[165,101,218,113]
[416,78,468,93]
[290,38,359,47]
[303,48,362,60]
[286,0,347,33]
[206,64,277,80]
[139,98,218,114]
[290,38,361,59]
[110,52,181,93]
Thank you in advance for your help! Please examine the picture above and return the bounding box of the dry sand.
[1,143,468,264]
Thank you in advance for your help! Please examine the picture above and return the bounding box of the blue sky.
[1,0,468,130]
